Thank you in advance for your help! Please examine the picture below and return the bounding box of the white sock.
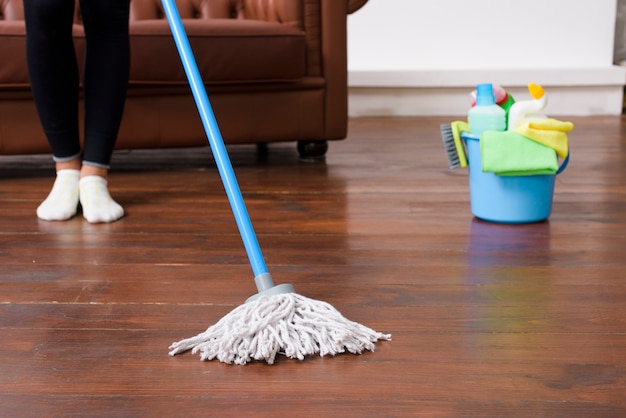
[36,169,80,221]
[79,175,124,223]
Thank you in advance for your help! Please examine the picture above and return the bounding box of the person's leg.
[78,0,130,223]
[24,0,82,221]
[80,0,130,168]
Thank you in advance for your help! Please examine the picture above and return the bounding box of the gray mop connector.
[246,273,295,303]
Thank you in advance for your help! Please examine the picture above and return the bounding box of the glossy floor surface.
[1,116,625,416]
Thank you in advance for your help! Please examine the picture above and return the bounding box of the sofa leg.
[297,140,328,160]
[256,143,269,156]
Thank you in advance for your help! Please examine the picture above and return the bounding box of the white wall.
[347,0,626,116]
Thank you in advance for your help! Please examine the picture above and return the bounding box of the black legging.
[24,0,130,168]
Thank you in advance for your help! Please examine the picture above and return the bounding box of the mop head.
[168,292,391,365]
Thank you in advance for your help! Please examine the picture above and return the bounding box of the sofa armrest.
[314,0,350,138]
[348,0,368,14]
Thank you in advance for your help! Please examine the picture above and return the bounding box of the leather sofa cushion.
[129,18,306,85]
[0,17,306,87]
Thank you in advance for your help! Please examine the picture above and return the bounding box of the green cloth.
[480,131,558,176]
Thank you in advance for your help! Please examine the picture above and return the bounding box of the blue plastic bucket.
[462,132,569,224]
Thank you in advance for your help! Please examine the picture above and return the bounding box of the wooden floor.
[1,115,625,417]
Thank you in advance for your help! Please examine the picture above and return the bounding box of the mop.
[162,0,391,365]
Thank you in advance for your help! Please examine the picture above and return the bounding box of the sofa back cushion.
[128,0,306,85]
[129,0,306,85]
[132,0,303,27]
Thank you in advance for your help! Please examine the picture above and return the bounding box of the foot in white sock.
[37,169,80,221]
[79,176,124,223]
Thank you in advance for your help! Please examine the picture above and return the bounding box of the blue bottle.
[468,83,506,136]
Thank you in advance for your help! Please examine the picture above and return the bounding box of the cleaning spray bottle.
[468,84,516,115]
[468,83,506,136]
[507,82,547,131]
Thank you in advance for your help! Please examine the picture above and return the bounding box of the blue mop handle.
[161,0,270,284]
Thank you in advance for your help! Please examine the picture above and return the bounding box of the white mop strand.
[168,293,391,365]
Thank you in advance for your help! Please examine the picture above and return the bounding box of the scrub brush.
[440,120,470,169]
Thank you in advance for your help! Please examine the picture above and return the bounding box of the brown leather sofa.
[0,0,368,158]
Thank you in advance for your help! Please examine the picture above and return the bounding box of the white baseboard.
[348,67,626,117]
